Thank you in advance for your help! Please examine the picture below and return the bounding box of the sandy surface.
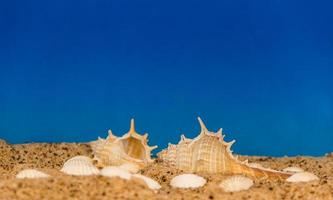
[0,139,332,200]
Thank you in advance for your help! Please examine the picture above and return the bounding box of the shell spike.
[217,128,223,138]
[108,129,115,138]
[227,140,236,148]
[149,145,158,151]
[143,133,148,140]
[181,134,187,141]
[197,117,208,133]
[129,118,136,133]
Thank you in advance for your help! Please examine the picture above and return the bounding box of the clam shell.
[219,175,253,192]
[118,163,140,174]
[282,167,304,173]
[286,172,319,182]
[61,158,99,176]
[91,119,157,168]
[170,173,206,189]
[16,169,50,179]
[132,174,161,190]
[66,155,93,163]
[100,166,132,180]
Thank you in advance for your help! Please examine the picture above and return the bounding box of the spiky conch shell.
[90,119,157,169]
[157,117,293,180]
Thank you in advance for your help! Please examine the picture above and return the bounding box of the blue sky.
[1,0,333,156]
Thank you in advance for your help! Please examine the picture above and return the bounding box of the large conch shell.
[91,119,157,169]
[157,117,292,180]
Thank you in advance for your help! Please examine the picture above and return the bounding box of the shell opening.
[120,137,147,160]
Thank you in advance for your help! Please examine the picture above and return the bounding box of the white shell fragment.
[282,167,304,173]
[170,174,206,189]
[16,169,50,179]
[219,175,254,192]
[118,163,140,174]
[100,166,132,180]
[61,158,99,176]
[286,172,319,182]
[132,174,161,190]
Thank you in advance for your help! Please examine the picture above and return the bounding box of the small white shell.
[132,174,161,190]
[286,172,319,182]
[66,156,93,163]
[170,174,206,189]
[118,163,140,174]
[61,159,99,176]
[100,166,132,180]
[219,175,253,192]
[282,167,304,173]
[16,169,50,179]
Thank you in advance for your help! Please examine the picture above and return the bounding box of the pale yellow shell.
[100,166,132,180]
[219,175,253,192]
[61,157,99,176]
[132,174,161,190]
[158,117,292,180]
[118,163,140,174]
[16,169,50,179]
[91,119,157,168]
[286,172,319,182]
[170,173,206,189]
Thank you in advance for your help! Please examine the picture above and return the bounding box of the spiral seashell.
[170,174,206,189]
[16,169,50,179]
[100,166,132,180]
[158,117,293,180]
[286,172,319,182]
[90,119,157,169]
[61,157,99,176]
[219,175,253,192]
[132,174,161,190]
[282,167,304,173]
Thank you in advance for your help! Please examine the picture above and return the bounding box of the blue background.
[1,0,332,156]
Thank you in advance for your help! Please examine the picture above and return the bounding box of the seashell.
[158,117,292,180]
[90,119,157,169]
[286,172,319,182]
[16,169,50,179]
[100,166,132,180]
[219,175,253,192]
[282,167,304,173]
[66,155,93,163]
[118,163,140,174]
[61,158,99,176]
[132,174,161,190]
[170,173,206,189]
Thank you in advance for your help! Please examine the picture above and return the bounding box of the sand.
[0,139,332,200]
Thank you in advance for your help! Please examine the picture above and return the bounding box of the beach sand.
[0,139,332,200]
